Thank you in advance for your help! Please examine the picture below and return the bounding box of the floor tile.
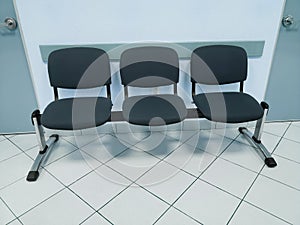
[70,166,131,210]
[245,175,300,225]
[215,122,247,129]
[183,119,215,131]
[201,158,257,198]
[94,164,133,186]
[26,138,78,166]
[185,130,233,156]
[211,127,240,140]
[136,161,195,204]
[274,138,300,163]
[174,179,240,225]
[247,121,257,128]
[114,130,150,143]
[0,123,298,225]
[8,134,38,151]
[19,189,94,225]
[105,149,160,181]
[163,143,216,177]
[0,198,15,225]
[261,155,300,190]
[284,124,300,143]
[115,122,151,133]
[0,170,64,217]
[134,134,184,159]
[46,150,102,186]
[229,201,290,225]
[43,128,82,137]
[80,134,131,164]
[4,134,16,139]
[155,207,202,225]
[7,219,22,225]
[80,212,112,225]
[81,123,114,135]
[164,130,197,143]
[0,153,33,190]
[220,141,264,173]
[99,185,169,224]
[292,121,300,128]
[148,122,182,132]
[263,122,290,137]
[63,134,102,148]
[0,139,23,162]
[0,135,6,142]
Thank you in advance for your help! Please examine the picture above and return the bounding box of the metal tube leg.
[238,102,277,168]
[32,110,46,150]
[26,110,59,182]
[253,102,269,143]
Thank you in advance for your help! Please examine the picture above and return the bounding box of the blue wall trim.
[40,41,265,61]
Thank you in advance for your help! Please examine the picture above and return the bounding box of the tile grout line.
[61,133,107,149]
[270,122,292,155]
[2,122,296,224]
[151,176,203,225]
[0,136,38,164]
[12,168,91,220]
[282,122,300,143]
[0,176,25,192]
[5,135,38,154]
[242,200,293,225]
[0,197,22,225]
[13,188,66,222]
[224,123,293,225]
[152,202,204,225]
[15,167,110,224]
[49,123,295,225]
[153,134,239,225]
[95,183,135,212]
[0,151,28,165]
[168,127,266,225]
[37,131,156,219]
[259,173,300,192]
[225,122,293,225]
[273,153,300,165]
[225,163,265,224]
[79,211,113,225]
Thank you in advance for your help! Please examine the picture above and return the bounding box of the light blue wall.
[14,0,285,111]
[0,0,37,133]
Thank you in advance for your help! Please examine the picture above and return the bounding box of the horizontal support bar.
[109,108,203,122]
[40,41,265,62]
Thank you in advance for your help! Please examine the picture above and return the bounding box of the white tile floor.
[0,121,299,225]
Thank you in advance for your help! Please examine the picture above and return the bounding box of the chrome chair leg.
[26,110,59,182]
[238,102,277,168]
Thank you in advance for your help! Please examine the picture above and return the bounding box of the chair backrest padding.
[191,45,248,85]
[120,46,179,87]
[48,47,111,89]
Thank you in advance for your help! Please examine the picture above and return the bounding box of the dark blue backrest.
[48,47,111,89]
[191,45,248,85]
[120,46,179,87]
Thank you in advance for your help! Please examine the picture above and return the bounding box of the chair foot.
[51,134,59,143]
[26,171,40,182]
[238,127,247,134]
[238,127,277,168]
[26,134,59,182]
[265,157,277,168]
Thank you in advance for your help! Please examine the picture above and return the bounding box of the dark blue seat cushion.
[122,94,187,126]
[41,97,112,130]
[193,92,263,123]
